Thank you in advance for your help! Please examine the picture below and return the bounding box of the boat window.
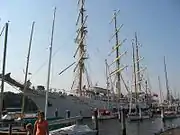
[48,101,52,107]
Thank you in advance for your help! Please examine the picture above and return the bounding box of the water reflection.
[84,118,180,135]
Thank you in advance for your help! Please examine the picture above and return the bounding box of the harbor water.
[83,118,180,135]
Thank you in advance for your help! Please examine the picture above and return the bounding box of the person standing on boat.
[33,111,49,135]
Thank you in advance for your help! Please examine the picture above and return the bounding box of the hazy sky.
[0,0,180,97]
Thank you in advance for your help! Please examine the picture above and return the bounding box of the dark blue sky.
[0,0,179,97]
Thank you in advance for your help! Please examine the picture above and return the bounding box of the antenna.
[108,9,127,98]
[72,0,88,96]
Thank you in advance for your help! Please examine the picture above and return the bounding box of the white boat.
[2,73,127,118]
[160,57,179,120]
[49,124,97,135]
[128,109,151,121]
[128,113,150,121]
[98,115,117,120]
[127,33,152,122]
[91,109,117,120]
[1,111,37,121]
[163,111,177,119]
[128,113,141,121]
[161,104,179,119]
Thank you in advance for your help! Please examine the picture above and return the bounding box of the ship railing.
[48,116,83,126]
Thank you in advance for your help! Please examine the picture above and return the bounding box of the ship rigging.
[108,10,127,99]
[71,0,91,96]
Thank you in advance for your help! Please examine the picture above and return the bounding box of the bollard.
[121,107,126,135]
[9,124,12,135]
[161,107,165,122]
[79,110,82,116]
[118,109,121,122]
[66,110,70,118]
[92,108,99,135]
[78,110,83,124]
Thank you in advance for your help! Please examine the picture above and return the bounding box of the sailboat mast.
[21,21,35,114]
[114,12,121,88]
[108,10,127,99]
[114,12,121,97]
[163,56,170,103]
[105,59,110,109]
[45,7,56,119]
[0,22,9,117]
[132,42,137,101]
[158,76,163,104]
[145,80,148,104]
[108,10,122,97]
[74,0,88,96]
[135,32,141,92]
[78,0,84,96]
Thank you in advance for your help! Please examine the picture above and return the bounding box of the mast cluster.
[132,32,147,101]
[72,0,89,96]
[108,10,127,98]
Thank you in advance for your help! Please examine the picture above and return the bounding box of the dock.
[155,127,180,135]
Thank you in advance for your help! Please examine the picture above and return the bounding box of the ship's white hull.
[27,91,126,118]
[98,115,117,120]
[164,115,177,119]
[2,90,149,119]
[92,114,117,120]
[127,115,150,121]
[24,87,150,119]
[161,110,179,120]
[162,112,180,119]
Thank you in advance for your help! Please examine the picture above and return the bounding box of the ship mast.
[133,33,146,98]
[132,42,138,101]
[21,21,35,114]
[147,72,152,96]
[0,22,9,118]
[145,80,148,104]
[45,7,56,119]
[73,0,88,96]
[105,59,110,109]
[114,11,121,97]
[158,76,163,104]
[109,10,127,98]
[163,56,170,103]
[135,32,142,93]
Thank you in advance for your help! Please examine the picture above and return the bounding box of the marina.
[0,0,180,135]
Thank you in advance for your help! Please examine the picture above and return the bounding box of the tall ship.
[127,33,158,121]
[0,0,130,118]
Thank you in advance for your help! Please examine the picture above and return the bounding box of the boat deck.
[0,126,26,135]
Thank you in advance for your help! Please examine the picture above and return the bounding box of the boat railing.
[48,116,83,126]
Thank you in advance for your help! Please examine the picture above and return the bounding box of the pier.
[155,127,180,135]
